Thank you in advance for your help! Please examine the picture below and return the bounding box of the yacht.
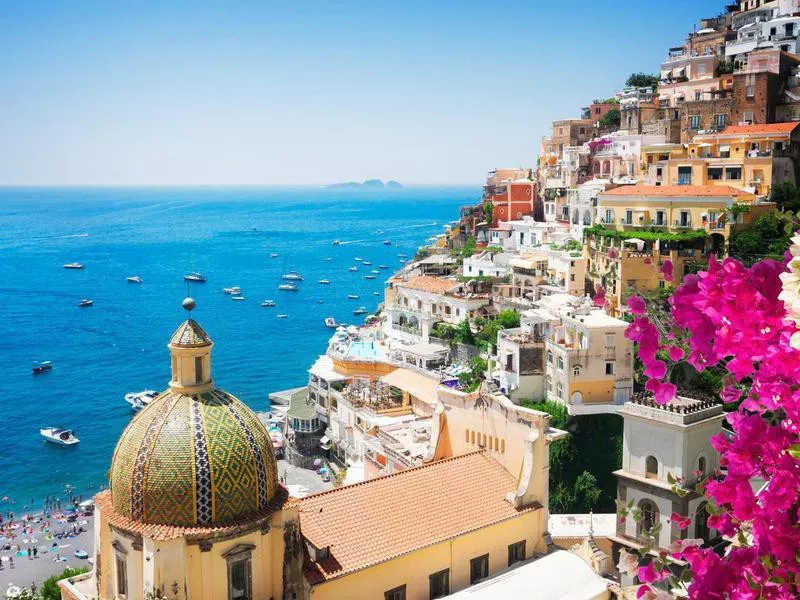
[63,263,84,270]
[78,299,93,307]
[365,275,376,280]
[278,283,299,291]
[277,314,288,319]
[269,253,279,258]
[281,271,304,281]
[354,257,363,262]
[323,257,333,262]
[231,295,245,301]
[126,276,144,284]
[362,261,372,266]
[348,266,359,272]
[223,286,242,295]
[353,307,367,316]
[184,272,207,283]
[125,390,159,412]
[324,317,340,328]
[371,269,380,274]
[40,428,80,446]
[32,361,53,374]
[261,299,276,307]
[347,294,360,300]
[379,264,389,269]
[383,240,392,245]
[317,299,325,304]
[373,291,380,296]
[318,279,331,285]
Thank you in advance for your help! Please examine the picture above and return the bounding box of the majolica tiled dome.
[109,389,279,527]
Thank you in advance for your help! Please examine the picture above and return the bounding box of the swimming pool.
[346,341,385,360]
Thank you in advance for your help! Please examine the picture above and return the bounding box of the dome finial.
[182,297,197,313]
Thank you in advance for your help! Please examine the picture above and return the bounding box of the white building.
[568,179,614,239]
[727,0,800,60]
[462,251,509,278]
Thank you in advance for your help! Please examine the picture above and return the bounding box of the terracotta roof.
[718,122,800,136]
[94,488,297,542]
[398,275,460,294]
[598,184,746,198]
[299,451,540,583]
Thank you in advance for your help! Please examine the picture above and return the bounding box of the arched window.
[547,351,553,365]
[695,502,710,541]
[645,455,659,479]
[572,364,581,377]
[638,499,659,539]
[697,456,706,476]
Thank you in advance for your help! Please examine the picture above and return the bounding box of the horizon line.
[0,182,482,188]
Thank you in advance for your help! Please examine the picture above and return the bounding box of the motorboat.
[323,257,333,262]
[318,279,331,285]
[278,283,299,291]
[78,299,93,307]
[373,291,380,296]
[365,275,376,280]
[383,240,392,245]
[277,314,288,319]
[223,286,242,294]
[63,263,84,269]
[281,271,304,281]
[32,360,53,374]
[125,390,159,412]
[354,257,363,262]
[332,240,341,245]
[317,299,325,304]
[324,317,340,328]
[362,261,372,266]
[232,295,245,301]
[353,307,367,315]
[371,269,380,274]
[184,272,207,283]
[126,276,144,284]
[40,427,80,446]
[269,253,279,258]
[261,300,276,307]
[347,294,360,300]
[379,264,389,269]
[348,266,359,272]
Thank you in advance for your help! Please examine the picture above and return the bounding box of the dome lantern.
[168,298,214,395]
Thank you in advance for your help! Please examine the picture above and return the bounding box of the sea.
[0,186,470,508]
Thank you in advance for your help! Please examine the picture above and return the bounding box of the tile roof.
[598,184,747,198]
[718,122,800,136]
[398,275,459,294]
[170,319,212,347]
[94,487,297,541]
[299,451,540,584]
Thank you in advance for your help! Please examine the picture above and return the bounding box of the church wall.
[309,512,542,600]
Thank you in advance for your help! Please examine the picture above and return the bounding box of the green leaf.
[745,572,759,591]
[788,444,800,460]
[667,471,676,484]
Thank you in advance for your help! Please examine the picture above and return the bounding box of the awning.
[697,143,712,147]
[320,435,331,450]
[381,368,440,407]
[719,144,730,152]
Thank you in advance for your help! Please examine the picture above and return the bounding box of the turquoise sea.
[0,186,469,508]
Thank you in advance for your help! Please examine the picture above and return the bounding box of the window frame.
[508,540,526,567]
[429,569,450,599]
[470,554,490,585]
[384,585,407,600]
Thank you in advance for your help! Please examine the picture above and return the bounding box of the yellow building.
[60,299,606,600]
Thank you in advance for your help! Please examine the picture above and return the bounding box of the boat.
[40,427,80,446]
[353,307,367,315]
[332,240,341,245]
[371,269,380,274]
[349,266,359,272]
[379,264,389,269]
[78,299,93,307]
[63,263,84,269]
[317,299,325,304]
[125,390,159,412]
[281,271,304,281]
[261,300,276,307]
[373,291,380,296]
[324,317,340,328]
[126,276,144,284]
[184,272,207,283]
[32,360,53,374]
[318,279,331,285]
[362,261,372,266]
[323,257,333,262]
[383,240,392,245]
[232,295,245,301]
[365,275,376,280]
[347,294,360,300]
[269,253,279,258]
[223,286,242,294]
[277,314,288,319]
[278,283,298,291]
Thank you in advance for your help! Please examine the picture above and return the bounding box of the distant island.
[326,179,402,189]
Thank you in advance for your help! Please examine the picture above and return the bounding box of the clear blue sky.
[0,0,725,185]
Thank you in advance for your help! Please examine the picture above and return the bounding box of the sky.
[0,0,726,186]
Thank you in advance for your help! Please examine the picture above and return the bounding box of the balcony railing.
[674,220,693,228]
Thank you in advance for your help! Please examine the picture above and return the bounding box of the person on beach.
[33,547,37,558]
[9,556,14,568]
[27,546,31,559]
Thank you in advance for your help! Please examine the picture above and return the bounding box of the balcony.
[674,219,693,229]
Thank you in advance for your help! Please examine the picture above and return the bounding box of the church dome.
[109,306,279,527]
[110,388,279,526]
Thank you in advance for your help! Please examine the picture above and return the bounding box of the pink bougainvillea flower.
[670,512,692,530]
[660,259,674,282]
[628,294,646,315]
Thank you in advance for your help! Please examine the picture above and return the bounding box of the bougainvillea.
[624,247,800,599]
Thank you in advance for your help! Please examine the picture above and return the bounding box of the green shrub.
[41,567,90,600]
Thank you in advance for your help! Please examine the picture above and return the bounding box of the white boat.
[365,275,376,280]
[354,257,363,262]
[317,299,325,304]
[78,299,93,307]
[232,295,245,301]
[33,360,53,374]
[269,253,279,258]
[324,317,340,328]
[126,276,144,283]
[371,269,380,274]
[281,271,304,281]
[347,294,359,299]
[63,262,84,269]
[277,314,288,319]
[323,257,333,262]
[125,390,159,412]
[383,240,392,245]
[379,265,389,269]
[261,300,276,307]
[223,286,242,294]
[373,291,380,296]
[349,266,359,272]
[318,279,331,285]
[184,272,207,282]
[353,307,367,315]
[362,261,372,266]
[278,283,299,291]
[40,427,80,446]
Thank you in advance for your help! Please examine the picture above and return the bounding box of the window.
[638,500,659,538]
[746,85,755,99]
[679,211,690,227]
[546,350,553,365]
[384,585,406,600]
[625,209,633,225]
[115,554,127,597]
[694,90,701,101]
[605,361,615,375]
[743,111,754,123]
[417,300,422,310]
[470,554,489,585]
[707,167,723,180]
[726,167,742,180]
[570,273,575,282]
[572,364,582,377]
[655,210,665,226]
[557,356,564,371]
[429,569,450,599]
[195,356,203,384]
[787,23,795,36]
[695,502,710,541]
[556,382,564,399]
[678,166,692,185]
[228,557,252,600]
[698,456,707,475]
[605,333,615,348]
[645,455,659,479]
[508,541,526,566]
[715,113,726,128]
[689,115,701,129]
[604,209,613,224]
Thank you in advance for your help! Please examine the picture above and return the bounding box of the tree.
[769,180,800,212]
[599,108,620,129]
[483,202,493,227]
[495,310,521,329]
[41,567,89,600]
[729,210,795,262]
[625,72,659,89]
[456,319,476,346]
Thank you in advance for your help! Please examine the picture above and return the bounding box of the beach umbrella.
[313,458,323,467]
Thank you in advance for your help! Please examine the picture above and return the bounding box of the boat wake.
[32,232,89,240]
